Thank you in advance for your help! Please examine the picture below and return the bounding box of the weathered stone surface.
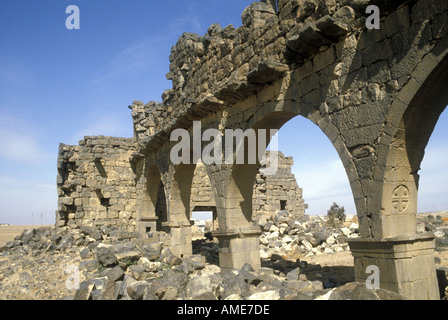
[329,282,406,300]
[127,280,151,300]
[54,0,448,300]
[98,279,118,300]
[247,60,289,84]
[95,247,118,267]
[161,247,182,265]
[74,281,95,300]
[185,275,216,300]
[105,265,125,282]
[248,290,281,300]
[148,271,189,300]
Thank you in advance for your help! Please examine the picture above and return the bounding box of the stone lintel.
[212,225,262,240]
[161,221,194,228]
[139,217,159,222]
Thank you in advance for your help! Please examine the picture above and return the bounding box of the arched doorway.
[190,160,217,233]
[138,165,167,234]
[270,115,356,217]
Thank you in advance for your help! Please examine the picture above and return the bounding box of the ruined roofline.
[129,0,410,158]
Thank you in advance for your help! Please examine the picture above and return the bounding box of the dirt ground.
[0,225,52,246]
[2,225,447,268]
[1,225,447,300]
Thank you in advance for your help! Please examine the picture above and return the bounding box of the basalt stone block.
[247,60,289,84]
[286,34,320,57]
[299,22,335,49]
[95,247,118,267]
[315,15,350,40]
[74,281,95,300]
[105,265,125,282]
[241,1,276,27]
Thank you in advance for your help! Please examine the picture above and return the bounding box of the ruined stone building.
[57,141,307,232]
[57,0,448,299]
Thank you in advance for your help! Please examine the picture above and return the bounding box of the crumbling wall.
[190,152,308,218]
[57,137,307,230]
[130,0,373,150]
[253,151,308,219]
[56,136,138,231]
[190,161,216,209]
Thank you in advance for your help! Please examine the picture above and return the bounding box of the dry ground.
[0,225,52,246]
[2,224,447,268]
[1,223,447,300]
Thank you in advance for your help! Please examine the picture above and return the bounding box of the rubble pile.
[257,211,359,260]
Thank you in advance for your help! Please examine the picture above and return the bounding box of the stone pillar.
[348,234,440,300]
[212,225,262,272]
[162,221,193,258]
[208,163,262,272]
[137,165,162,236]
[352,147,439,299]
[164,163,196,258]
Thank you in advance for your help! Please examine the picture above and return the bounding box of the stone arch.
[373,52,448,239]
[347,49,448,301]
[138,164,167,234]
[169,163,196,222]
[190,160,217,230]
[245,106,360,220]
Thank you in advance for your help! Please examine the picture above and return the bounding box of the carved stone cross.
[392,185,410,213]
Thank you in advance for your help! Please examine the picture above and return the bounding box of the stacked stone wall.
[56,136,138,231]
[253,152,308,219]
[190,152,308,219]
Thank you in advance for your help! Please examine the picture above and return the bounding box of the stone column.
[136,165,162,235]
[209,163,262,272]
[348,114,440,299]
[348,234,439,300]
[164,163,196,258]
[349,177,440,299]
[162,221,193,258]
[213,225,262,272]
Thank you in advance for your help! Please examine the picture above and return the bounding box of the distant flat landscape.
[1,212,447,247]
[0,225,53,246]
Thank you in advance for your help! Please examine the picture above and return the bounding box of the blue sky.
[0,1,446,225]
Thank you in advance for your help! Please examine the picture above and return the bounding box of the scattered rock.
[95,247,117,267]
[248,290,281,300]
[257,212,360,260]
[329,282,406,300]
[1,213,445,300]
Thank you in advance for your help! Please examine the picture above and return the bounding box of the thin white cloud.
[91,36,168,90]
[418,140,448,213]
[293,159,356,216]
[169,10,202,35]
[0,115,52,163]
[0,174,56,225]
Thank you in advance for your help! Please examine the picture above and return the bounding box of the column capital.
[162,220,193,228]
[212,224,262,239]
